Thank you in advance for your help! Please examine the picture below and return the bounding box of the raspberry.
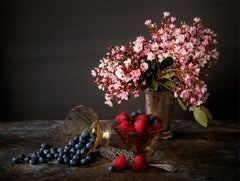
[132,155,148,171]
[134,114,149,123]
[118,121,135,132]
[112,156,128,170]
[134,114,149,133]
[115,112,130,125]
[134,119,147,133]
[153,123,163,130]
[146,125,154,133]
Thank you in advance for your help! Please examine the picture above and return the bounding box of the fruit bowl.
[113,111,164,156]
[114,127,163,156]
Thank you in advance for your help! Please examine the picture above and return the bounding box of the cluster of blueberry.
[11,130,97,167]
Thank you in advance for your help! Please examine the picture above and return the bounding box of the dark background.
[0,0,239,120]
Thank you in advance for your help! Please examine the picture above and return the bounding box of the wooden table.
[0,119,239,181]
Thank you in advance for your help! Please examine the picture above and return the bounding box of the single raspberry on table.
[132,155,148,171]
[112,156,128,170]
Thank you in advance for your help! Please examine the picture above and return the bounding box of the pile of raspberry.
[108,155,148,172]
[114,110,163,133]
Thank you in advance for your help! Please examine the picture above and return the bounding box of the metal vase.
[145,90,174,139]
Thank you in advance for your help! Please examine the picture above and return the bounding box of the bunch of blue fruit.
[11,130,97,167]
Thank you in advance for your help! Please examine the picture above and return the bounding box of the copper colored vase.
[145,90,174,139]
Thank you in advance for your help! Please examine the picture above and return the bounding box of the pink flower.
[124,58,132,68]
[145,20,152,26]
[91,12,218,111]
[91,70,96,77]
[147,52,155,61]
[140,62,149,72]
[115,67,124,79]
[163,11,170,17]
[130,69,141,82]
[194,17,201,23]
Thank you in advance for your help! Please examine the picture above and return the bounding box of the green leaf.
[160,57,174,70]
[200,106,213,120]
[162,71,175,79]
[151,61,161,75]
[177,98,187,111]
[162,80,175,88]
[193,107,208,127]
[151,76,158,91]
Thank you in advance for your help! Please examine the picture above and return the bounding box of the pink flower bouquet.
[91,12,219,127]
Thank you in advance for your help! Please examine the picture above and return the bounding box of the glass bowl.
[113,127,163,156]
[62,105,112,158]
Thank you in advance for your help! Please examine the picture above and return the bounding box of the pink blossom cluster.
[91,45,148,107]
[91,12,219,110]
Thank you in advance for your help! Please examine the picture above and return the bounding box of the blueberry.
[75,143,83,150]
[131,111,138,117]
[70,159,79,167]
[81,130,89,139]
[108,165,115,172]
[64,157,70,164]
[64,148,70,154]
[89,135,96,143]
[39,147,45,153]
[38,157,46,164]
[86,142,93,149]
[57,157,64,164]
[12,156,20,164]
[46,153,53,159]
[41,143,49,149]
[80,158,87,165]
[75,149,82,156]
[63,154,70,159]
[86,154,95,162]
[154,119,160,124]
[73,136,79,142]
[69,147,75,154]
[54,153,59,159]
[64,145,71,150]
[113,120,118,127]
[148,114,155,121]
[36,151,44,157]
[58,153,63,158]
[50,148,56,154]
[24,156,30,163]
[68,140,76,147]
[18,154,26,162]
[43,149,50,155]
[80,148,87,155]
[31,153,38,158]
[57,148,64,154]
[72,154,80,160]
[137,109,144,115]
[29,157,38,165]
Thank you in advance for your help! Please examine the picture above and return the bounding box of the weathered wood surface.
[0,120,239,181]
